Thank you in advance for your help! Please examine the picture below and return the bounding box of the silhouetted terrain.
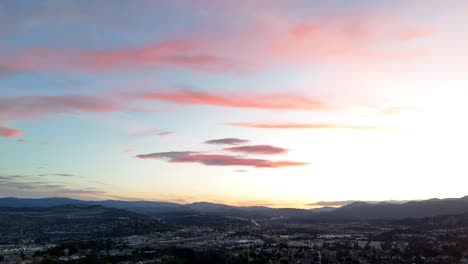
[2,200,468,263]
[2,196,468,220]
[0,205,170,243]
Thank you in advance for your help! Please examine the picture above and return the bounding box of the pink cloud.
[78,39,233,72]
[255,9,439,67]
[123,148,134,154]
[0,89,329,137]
[0,125,23,138]
[0,38,234,74]
[135,89,326,110]
[226,122,378,130]
[395,27,438,41]
[136,151,308,168]
[223,145,288,155]
[0,7,440,76]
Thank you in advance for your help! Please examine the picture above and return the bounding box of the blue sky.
[1,0,468,207]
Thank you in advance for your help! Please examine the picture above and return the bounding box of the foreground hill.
[396,211,468,229]
[0,205,170,243]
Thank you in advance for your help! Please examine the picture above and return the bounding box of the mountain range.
[1,196,468,220]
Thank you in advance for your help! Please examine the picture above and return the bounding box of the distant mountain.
[0,197,89,207]
[0,197,184,213]
[187,201,240,212]
[323,196,468,220]
[2,196,468,220]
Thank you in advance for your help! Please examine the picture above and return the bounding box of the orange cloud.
[0,125,23,138]
[135,89,326,110]
[226,122,378,130]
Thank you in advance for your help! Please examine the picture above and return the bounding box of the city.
[1,197,468,263]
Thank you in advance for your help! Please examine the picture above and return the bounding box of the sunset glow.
[2,1,468,208]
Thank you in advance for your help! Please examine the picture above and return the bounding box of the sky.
[1,0,468,208]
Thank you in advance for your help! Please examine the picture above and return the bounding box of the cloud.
[226,122,378,130]
[307,201,355,207]
[0,94,119,121]
[38,173,75,177]
[130,129,173,138]
[79,39,233,72]
[0,9,437,76]
[223,145,288,155]
[158,131,173,137]
[204,138,250,145]
[307,199,412,207]
[0,173,123,200]
[0,89,329,137]
[0,125,23,138]
[122,148,134,154]
[0,38,234,74]
[134,89,326,110]
[136,151,308,168]
[397,27,438,41]
[0,175,24,182]
[379,106,422,115]
[262,18,437,66]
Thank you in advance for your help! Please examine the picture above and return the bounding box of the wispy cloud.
[0,174,123,200]
[226,122,378,130]
[223,145,288,155]
[136,151,308,168]
[130,129,173,138]
[0,6,439,76]
[307,199,412,207]
[0,94,122,137]
[0,38,234,74]
[204,138,250,145]
[0,94,119,121]
[0,175,24,182]
[0,125,23,138]
[38,173,75,177]
[158,131,173,137]
[134,89,326,110]
[307,201,355,207]
[0,89,329,137]
[122,148,134,154]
